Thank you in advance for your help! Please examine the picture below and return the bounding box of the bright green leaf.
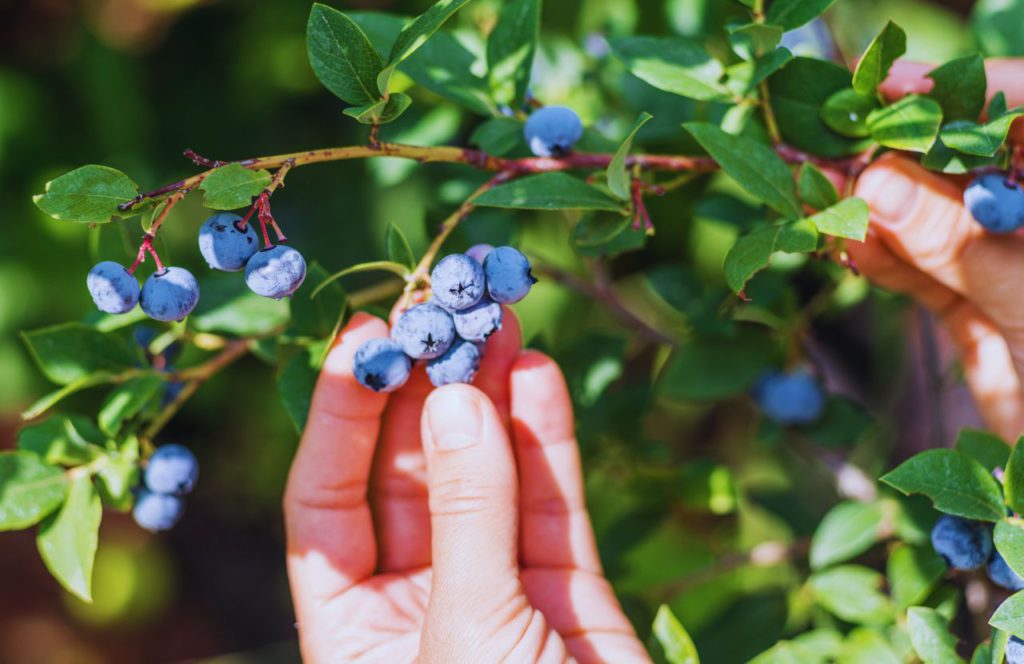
[97,376,164,436]
[995,520,1024,580]
[0,452,69,531]
[990,592,1024,639]
[378,0,475,95]
[652,605,700,664]
[880,449,1006,522]
[306,3,383,106]
[607,112,653,200]
[867,95,944,153]
[474,173,624,211]
[199,164,271,210]
[342,92,413,125]
[809,565,893,625]
[486,0,539,107]
[940,113,1024,157]
[798,163,839,210]
[1005,436,1024,515]
[21,323,139,386]
[609,36,729,102]
[33,165,139,224]
[723,219,818,295]
[37,474,101,602]
[809,500,886,569]
[806,198,869,241]
[907,606,965,664]
[888,544,947,610]
[16,417,98,466]
[727,22,782,61]
[821,88,879,138]
[852,21,907,96]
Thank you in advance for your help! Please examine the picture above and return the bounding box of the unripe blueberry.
[523,106,584,157]
[465,244,494,264]
[391,303,456,360]
[430,254,486,311]
[140,267,200,322]
[930,515,992,570]
[426,339,481,387]
[132,489,185,532]
[483,246,536,304]
[1009,636,1024,664]
[245,245,307,299]
[964,173,1024,233]
[198,213,260,271]
[453,297,503,342]
[988,551,1024,591]
[144,444,198,495]
[753,371,825,425]
[354,338,412,393]
[87,261,140,314]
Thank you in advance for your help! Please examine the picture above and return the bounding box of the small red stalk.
[128,235,165,274]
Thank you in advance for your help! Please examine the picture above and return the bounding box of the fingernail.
[427,388,482,450]
[856,165,919,226]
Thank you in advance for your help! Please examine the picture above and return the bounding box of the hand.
[849,58,1024,441]
[283,310,649,663]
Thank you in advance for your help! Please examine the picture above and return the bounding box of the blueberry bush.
[7,0,1024,660]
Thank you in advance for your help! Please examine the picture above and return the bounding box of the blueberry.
[140,267,200,322]
[198,212,259,271]
[483,246,536,304]
[753,371,825,425]
[453,297,503,343]
[964,173,1024,233]
[465,244,494,264]
[144,444,198,495]
[245,245,307,299]
[426,340,481,387]
[430,254,486,311]
[133,489,185,532]
[354,338,412,393]
[1009,636,1024,664]
[87,261,140,314]
[523,106,584,157]
[930,515,992,570]
[391,303,456,360]
[988,551,1024,591]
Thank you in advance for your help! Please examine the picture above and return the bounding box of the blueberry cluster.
[753,370,826,425]
[353,245,535,392]
[88,261,200,322]
[965,173,1024,233]
[523,106,584,158]
[132,444,198,532]
[930,515,1024,590]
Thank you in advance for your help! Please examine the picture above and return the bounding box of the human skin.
[284,309,649,663]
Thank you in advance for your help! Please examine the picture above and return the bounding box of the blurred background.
[1,0,1022,662]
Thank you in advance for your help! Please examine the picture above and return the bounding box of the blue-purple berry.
[964,173,1024,233]
[354,338,412,393]
[453,297,503,343]
[931,515,992,570]
[483,246,536,304]
[87,261,140,314]
[245,245,307,299]
[140,267,200,322]
[198,213,259,271]
[754,370,825,425]
[988,551,1024,591]
[431,254,486,311]
[144,444,198,496]
[426,340,481,387]
[391,303,456,360]
[132,489,185,532]
[524,106,584,157]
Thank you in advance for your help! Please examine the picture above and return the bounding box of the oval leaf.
[0,452,69,531]
[880,449,1006,522]
[33,165,139,224]
[474,173,624,211]
[36,474,101,602]
[200,163,272,210]
[307,3,384,106]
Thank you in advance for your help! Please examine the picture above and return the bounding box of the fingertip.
[322,312,389,375]
[878,60,933,100]
[423,383,496,450]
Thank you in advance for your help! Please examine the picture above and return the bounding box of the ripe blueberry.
[753,371,825,425]
[426,339,481,387]
[140,266,200,322]
[354,338,412,393]
[198,212,259,271]
[1009,636,1024,664]
[245,245,307,299]
[87,261,140,314]
[523,106,584,157]
[132,489,185,532]
[391,303,456,360]
[988,551,1024,591]
[430,254,486,311]
[144,444,198,495]
[930,515,992,570]
[453,297,503,343]
[483,246,536,304]
[964,173,1024,233]
[465,244,494,264]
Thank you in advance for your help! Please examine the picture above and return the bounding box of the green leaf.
[33,165,139,224]
[995,520,1024,580]
[922,135,999,174]
[852,21,907,96]
[727,22,782,61]
[290,263,348,339]
[723,219,819,295]
[607,112,653,200]
[97,376,164,436]
[278,349,320,435]
[991,92,1010,119]
[386,224,416,270]
[651,605,700,664]
[17,417,98,466]
[807,198,869,242]
[990,592,1024,639]
[378,0,474,96]
[20,375,121,421]
[809,500,886,569]
[928,55,987,122]
[798,163,839,210]
[887,544,947,610]
[191,274,289,337]
[1005,436,1024,515]
[199,163,271,210]
[342,92,413,125]
[841,627,903,664]
[311,261,409,300]
[765,0,837,30]
[992,629,1010,664]
[96,453,140,512]
[821,89,879,138]
[956,428,1010,472]
[486,0,539,107]
[808,565,893,625]
[21,323,139,386]
[659,326,777,400]
[0,451,69,531]
[684,122,801,218]
[972,0,1024,57]
[470,118,525,156]
[867,95,944,153]
[880,449,1006,522]
[608,36,729,102]
[940,113,1024,157]
[37,474,101,602]
[306,3,383,106]
[907,607,965,664]
[474,173,624,211]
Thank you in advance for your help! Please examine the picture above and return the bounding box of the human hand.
[283,310,649,663]
[849,58,1024,441]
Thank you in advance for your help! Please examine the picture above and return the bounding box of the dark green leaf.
[659,326,777,399]
[928,54,987,122]
[290,263,348,339]
[723,219,818,295]
[990,592,1024,639]
[727,22,782,61]
[907,606,965,664]
[385,224,416,270]
[37,474,101,602]
[765,0,837,30]
[378,0,474,95]
[880,449,1006,522]
[798,163,839,210]
[191,275,289,337]
[821,89,879,138]
[486,0,539,107]
[97,376,164,436]
[278,348,319,435]
[609,36,729,102]
[21,323,139,386]
[1005,435,1024,515]
[887,544,947,610]
[809,500,886,569]
[940,113,1024,157]
[956,428,1010,472]
[306,3,383,106]
[470,118,525,156]
[807,198,869,241]
[922,136,999,174]
[474,173,624,211]
[991,92,1009,119]
[852,21,907,96]
[808,565,893,625]
[33,165,139,224]
[651,605,700,664]
[0,451,69,531]
[867,95,943,153]
[607,112,653,200]
[199,164,271,210]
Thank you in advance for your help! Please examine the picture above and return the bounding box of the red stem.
[127,235,165,274]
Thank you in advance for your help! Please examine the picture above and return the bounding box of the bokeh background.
[1,0,1022,662]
